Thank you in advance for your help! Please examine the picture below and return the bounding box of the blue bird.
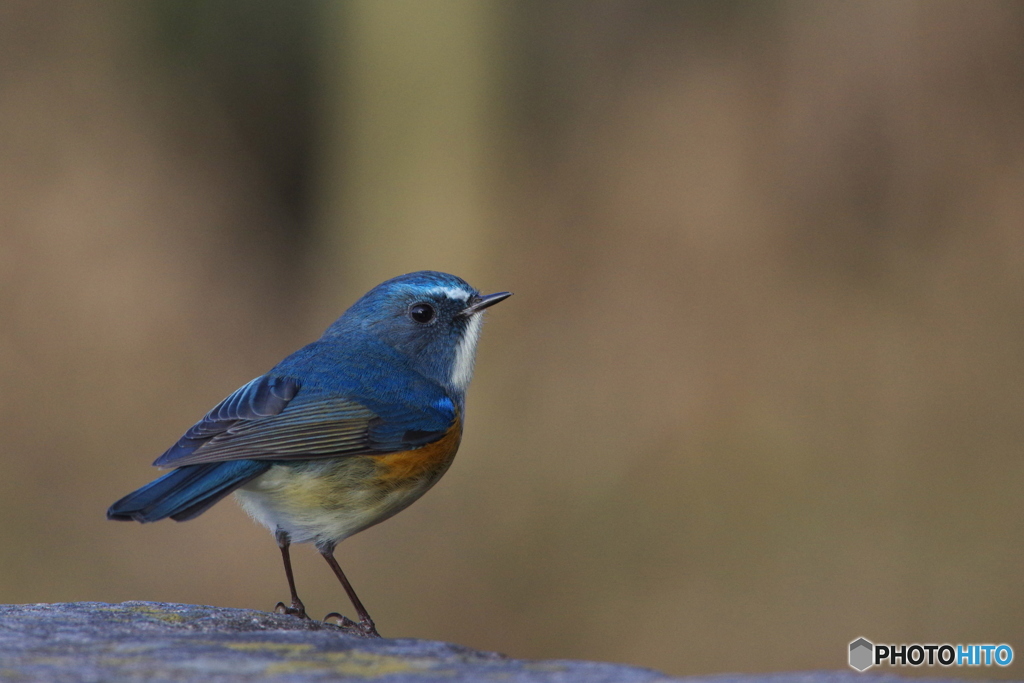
[108,271,511,637]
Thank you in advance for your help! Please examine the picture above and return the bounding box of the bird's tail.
[107,461,270,523]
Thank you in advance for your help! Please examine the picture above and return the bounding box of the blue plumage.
[108,460,269,522]
[106,271,511,637]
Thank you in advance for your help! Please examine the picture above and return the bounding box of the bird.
[107,271,511,638]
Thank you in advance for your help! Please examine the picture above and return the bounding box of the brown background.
[1,1,1022,678]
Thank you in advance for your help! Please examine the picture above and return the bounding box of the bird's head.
[328,271,511,393]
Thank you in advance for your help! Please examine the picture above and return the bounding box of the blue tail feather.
[107,461,270,523]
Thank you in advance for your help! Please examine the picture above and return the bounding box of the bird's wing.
[152,374,456,468]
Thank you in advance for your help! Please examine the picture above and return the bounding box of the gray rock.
[0,602,983,682]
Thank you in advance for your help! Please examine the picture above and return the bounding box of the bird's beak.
[462,291,512,316]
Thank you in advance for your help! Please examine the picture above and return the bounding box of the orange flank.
[373,419,463,485]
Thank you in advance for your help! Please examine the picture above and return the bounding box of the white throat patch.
[450,313,483,391]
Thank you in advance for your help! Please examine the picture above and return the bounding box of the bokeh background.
[2,0,1023,678]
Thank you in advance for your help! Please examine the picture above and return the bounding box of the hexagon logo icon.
[849,638,874,671]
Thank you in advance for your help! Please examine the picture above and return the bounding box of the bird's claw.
[275,601,310,620]
[323,612,381,638]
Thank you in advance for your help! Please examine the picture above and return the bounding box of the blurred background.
[1,0,1023,678]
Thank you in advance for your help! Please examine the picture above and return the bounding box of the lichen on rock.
[0,601,680,682]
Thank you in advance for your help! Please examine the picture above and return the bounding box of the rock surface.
[0,602,984,682]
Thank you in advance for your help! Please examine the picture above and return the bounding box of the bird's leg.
[273,528,309,620]
[318,541,380,638]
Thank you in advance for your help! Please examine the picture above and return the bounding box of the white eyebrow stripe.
[424,286,471,301]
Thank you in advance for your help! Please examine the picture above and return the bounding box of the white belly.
[233,457,438,546]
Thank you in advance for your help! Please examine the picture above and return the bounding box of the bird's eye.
[409,303,436,324]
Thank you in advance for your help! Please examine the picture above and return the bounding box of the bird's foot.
[274,601,310,620]
[323,612,380,638]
